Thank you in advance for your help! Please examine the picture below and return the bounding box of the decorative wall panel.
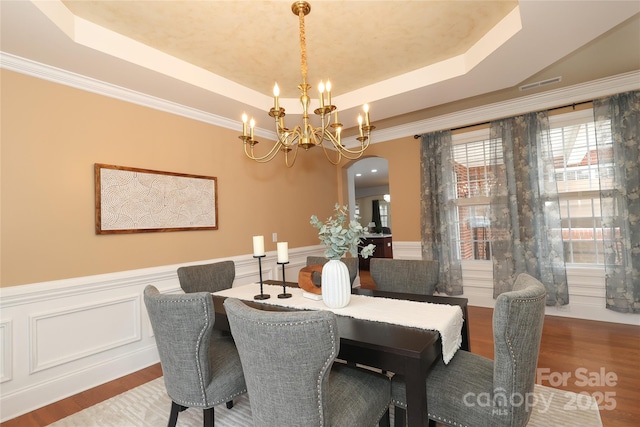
[29,296,141,373]
[0,320,12,383]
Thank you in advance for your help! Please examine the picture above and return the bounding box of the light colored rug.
[49,377,602,426]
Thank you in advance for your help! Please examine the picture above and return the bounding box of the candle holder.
[277,261,292,299]
[253,255,270,300]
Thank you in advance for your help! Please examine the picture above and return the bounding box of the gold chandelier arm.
[283,144,300,167]
[316,141,343,165]
[243,138,286,163]
[332,139,372,157]
[320,132,370,161]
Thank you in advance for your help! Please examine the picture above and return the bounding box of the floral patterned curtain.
[593,90,640,313]
[488,112,569,305]
[420,131,463,295]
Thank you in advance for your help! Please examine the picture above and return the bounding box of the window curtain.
[593,90,640,313]
[420,131,463,295]
[488,112,569,305]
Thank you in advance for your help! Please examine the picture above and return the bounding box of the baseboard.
[0,346,159,422]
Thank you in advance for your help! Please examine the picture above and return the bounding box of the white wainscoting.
[0,246,324,422]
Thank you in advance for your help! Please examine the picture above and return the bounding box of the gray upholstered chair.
[306,256,359,287]
[369,258,439,295]
[144,286,246,427]
[177,260,235,294]
[223,297,392,427]
[391,273,546,427]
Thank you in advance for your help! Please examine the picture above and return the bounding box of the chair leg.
[203,407,214,427]
[168,401,186,427]
[379,407,390,427]
[226,400,234,409]
[393,406,406,427]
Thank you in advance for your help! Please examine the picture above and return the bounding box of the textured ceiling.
[60,0,517,97]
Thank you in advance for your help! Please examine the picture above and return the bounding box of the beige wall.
[0,70,342,287]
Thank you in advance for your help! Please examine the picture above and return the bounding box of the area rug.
[49,377,602,426]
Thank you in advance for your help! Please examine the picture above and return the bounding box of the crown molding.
[369,70,640,143]
[2,52,637,145]
[0,51,277,140]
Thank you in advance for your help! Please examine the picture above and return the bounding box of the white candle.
[242,113,248,137]
[318,81,325,108]
[277,242,289,263]
[358,115,364,137]
[273,83,280,110]
[253,235,265,256]
[363,103,370,127]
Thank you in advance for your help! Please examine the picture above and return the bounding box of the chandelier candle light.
[239,1,374,167]
[252,235,270,300]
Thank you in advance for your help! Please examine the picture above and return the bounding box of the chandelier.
[239,1,374,167]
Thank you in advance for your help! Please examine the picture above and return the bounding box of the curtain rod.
[413,100,594,139]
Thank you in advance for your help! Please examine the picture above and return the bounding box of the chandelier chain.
[299,8,307,84]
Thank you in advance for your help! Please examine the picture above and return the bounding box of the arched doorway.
[346,157,390,230]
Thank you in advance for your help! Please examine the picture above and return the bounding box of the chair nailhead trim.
[155,297,210,406]
[428,413,469,427]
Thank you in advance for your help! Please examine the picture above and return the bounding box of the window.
[451,130,498,261]
[379,201,389,227]
[450,109,614,265]
[549,109,614,264]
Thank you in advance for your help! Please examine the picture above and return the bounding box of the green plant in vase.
[310,203,376,260]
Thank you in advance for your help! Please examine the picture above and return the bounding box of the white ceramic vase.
[321,259,351,308]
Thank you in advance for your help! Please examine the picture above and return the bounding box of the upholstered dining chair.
[143,286,247,427]
[306,256,359,287]
[369,258,439,295]
[390,273,546,427]
[177,260,235,294]
[223,297,392,427]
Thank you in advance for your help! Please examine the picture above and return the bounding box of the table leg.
[405,359,429,427]
[461,305,470,352]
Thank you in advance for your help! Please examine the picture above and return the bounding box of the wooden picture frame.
[95,163,218,234]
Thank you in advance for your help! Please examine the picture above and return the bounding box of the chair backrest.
[369,258,439,295]
[492,273,546,427]
[224,298,339,426]
[177,260,235,293]
[143,285,216,406]
[306,256,359,286]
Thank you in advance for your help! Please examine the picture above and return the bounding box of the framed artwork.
[95,163,218,234]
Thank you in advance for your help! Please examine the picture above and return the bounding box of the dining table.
[211,280,469,427]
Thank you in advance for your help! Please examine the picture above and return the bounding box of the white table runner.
[214,283,463,364]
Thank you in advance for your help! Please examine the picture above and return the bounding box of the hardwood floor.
[467,306,639,427]
[1,363,163,427]
[3,274,638,427]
